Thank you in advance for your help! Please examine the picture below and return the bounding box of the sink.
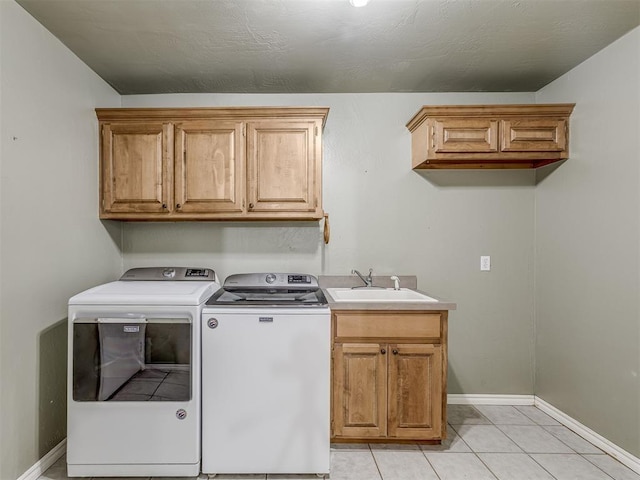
[326,287,438,302]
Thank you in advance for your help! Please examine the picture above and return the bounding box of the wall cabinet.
[406,104,575,169]
[331,311,448,442]
[97,107,328,220]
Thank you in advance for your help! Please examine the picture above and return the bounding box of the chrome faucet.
[390,275,400,291]
[352,268,374,287]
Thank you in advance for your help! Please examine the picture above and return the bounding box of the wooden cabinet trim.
[407,104,575,128]
[96,107,330,125]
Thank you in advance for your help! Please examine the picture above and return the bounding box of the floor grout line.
[367,443,384,480]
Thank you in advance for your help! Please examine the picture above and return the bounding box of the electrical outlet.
[480,256,491,271]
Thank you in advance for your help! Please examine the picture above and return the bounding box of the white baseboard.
[447,394,535,405]
[17,439,66,480]
[535,397,640,475]
[20,395,640,478]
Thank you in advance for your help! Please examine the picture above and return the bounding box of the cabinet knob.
[249,203,254,209]
[392,349,399,355]
[176,203,181,209]
[380,348,386,355]
[162,203,167,209]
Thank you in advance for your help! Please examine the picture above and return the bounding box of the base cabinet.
[388,343,442,439]
[331,311,448,442]
[333,343,387,438]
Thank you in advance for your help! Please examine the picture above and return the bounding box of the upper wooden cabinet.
[97,107,328,220]
[101,122,173,214]
[406,104,575,169]
[246,121,319,214]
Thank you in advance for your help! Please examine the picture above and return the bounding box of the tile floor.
[38,405,640,480]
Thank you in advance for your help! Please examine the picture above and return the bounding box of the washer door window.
[73,317,191,401]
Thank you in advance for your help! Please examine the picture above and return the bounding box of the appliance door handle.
[97,317,147,324]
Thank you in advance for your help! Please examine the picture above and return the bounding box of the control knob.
[162,268,176,278]
[265,273,277,284]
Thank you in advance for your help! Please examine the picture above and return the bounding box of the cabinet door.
[333,343,387,438]
[101,122,172,214]
[500,118,567,152]
[432,118,498,153]
[388,344,442,439]
[246,121,321,215]
[174,121,244,214]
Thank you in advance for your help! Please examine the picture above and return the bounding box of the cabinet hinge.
[315,125,319,136]
[242,126,246,137]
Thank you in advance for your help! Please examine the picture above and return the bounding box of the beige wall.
[535,27,640,457]
[0,2,123,478]
[122,92,538,397]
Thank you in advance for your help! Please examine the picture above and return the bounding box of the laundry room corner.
[0,2,123,478]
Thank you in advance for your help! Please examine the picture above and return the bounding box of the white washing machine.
[201,273,330,477]
[67,267,220,477]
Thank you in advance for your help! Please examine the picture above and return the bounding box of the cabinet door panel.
[388,344,442,439]
[501,118,567,152]
[175,121,244,213]
[247,121,319,213]
[433,119,498,153]
[101,123,171,214]
[333,343,387,438]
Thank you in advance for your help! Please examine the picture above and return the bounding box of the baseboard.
[535,397,640,475]
[19,396,640,478]
[17,439,66,480]
[447,394,535,405]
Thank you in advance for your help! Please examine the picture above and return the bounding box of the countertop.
[319,275,456,311]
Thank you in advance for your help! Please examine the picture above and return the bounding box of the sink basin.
[326,288,438,303]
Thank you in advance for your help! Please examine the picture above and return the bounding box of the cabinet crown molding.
[96,106,330,127]
[406,104,575,131]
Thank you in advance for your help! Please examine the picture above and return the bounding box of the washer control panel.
[224,273,318,289]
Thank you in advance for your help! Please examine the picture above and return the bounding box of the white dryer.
[67,267,220,478]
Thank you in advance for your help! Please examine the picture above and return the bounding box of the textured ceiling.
[16,0,640,94]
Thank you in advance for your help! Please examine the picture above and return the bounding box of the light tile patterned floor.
[39,405,640,480]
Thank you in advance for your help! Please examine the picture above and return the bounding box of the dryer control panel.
[120,267,216,281]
